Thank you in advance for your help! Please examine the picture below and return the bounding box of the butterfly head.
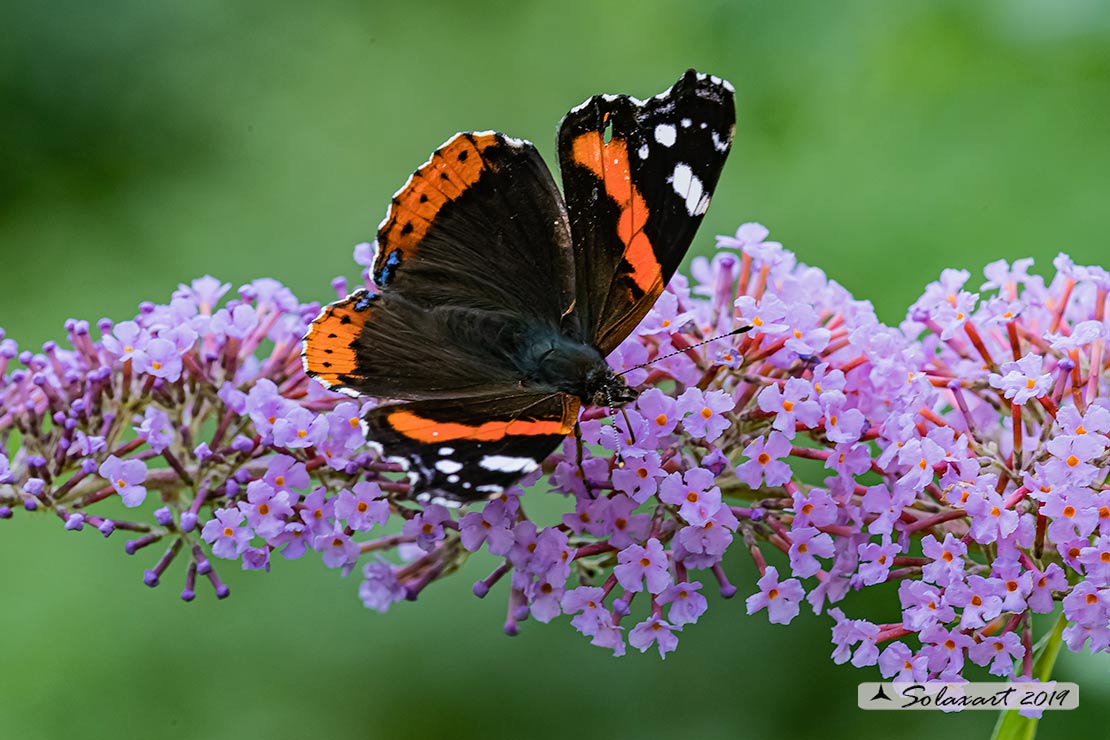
[585,363,638,408]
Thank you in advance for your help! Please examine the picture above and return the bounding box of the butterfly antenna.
[617,325,752,376]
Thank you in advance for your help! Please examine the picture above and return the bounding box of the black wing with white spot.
[362,392,581,504]
[557,69,735,354]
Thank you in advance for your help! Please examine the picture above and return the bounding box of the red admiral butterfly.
[303,69,735,503]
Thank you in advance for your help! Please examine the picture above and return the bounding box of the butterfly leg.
[573,420,595,497]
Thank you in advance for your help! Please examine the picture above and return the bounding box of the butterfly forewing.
[557,70,735,354]
[306,132,581,401]
[375,132,576,325]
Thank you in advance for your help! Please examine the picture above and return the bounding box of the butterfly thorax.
[518,330,637,408]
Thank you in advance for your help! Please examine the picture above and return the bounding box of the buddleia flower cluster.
[2,225,1108,678]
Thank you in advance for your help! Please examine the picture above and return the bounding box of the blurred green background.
[2,1,1109,738]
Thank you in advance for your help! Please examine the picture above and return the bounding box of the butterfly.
[302,69,735,503]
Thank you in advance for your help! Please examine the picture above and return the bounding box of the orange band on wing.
[375,133,503,282]
[570,131,658,293]
[302,292,371,386]
[387,404,577,443]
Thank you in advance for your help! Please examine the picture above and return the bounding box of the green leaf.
[990,613,1068,740]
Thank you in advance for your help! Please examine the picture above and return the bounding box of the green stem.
[989,612,1068,740]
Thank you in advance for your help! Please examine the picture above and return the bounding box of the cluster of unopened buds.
[3,223,1108,679]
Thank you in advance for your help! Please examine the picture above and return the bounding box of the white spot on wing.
[476,484,503,494]
[479,455,538,474]
[438,447,455,456]
[418,492,462,509]
[681,118,691,128]
[447,474,460,484]
[711,130,730,153]
[637,144,649,159]
[669,163,709,216]
[435,459,463,474]
[654,123,676,147]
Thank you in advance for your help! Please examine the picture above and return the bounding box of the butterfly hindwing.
[557,70,735,353]
[363,392,581,503]
[374,132,576,327]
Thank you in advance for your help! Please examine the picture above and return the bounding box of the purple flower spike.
[98,455,148,508]
[746,567,804,625]
[154,507,175,527]
[629,616,679,658]
[613,539,671,594]
[988,353,1053,405]
[200,508,252,559]
[137,337,183,382]
[736,431,792,488]
[360,559,405,613]
[658,582,708,627]
[460,499,515,556]
[336,481,390,532]
[675,387,734,441]
[4,217,1110,671]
